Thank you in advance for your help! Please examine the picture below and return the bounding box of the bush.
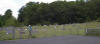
[96,18,100,22]
[32,35,36,38]
[86,29,100,36]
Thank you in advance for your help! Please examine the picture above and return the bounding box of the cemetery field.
[0,22,100,40]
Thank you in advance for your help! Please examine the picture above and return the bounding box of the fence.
[0,23,100,40]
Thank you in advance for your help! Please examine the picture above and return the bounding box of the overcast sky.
[0,0,75,18]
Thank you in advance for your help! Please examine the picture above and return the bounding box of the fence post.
[86,28,87,33]
[77,29,79,35]
[54,25,57,36]
[85,23,88,35]
[62,24,65,31]
[70,29,72,35]
[12,27,15,39]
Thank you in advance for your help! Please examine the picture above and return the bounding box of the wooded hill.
[0,0,100,26]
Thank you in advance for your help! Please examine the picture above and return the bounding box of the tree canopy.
[17,0,100,25]
[1,0,100,27]
[0,9,18,27]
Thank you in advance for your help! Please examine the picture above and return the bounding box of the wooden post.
[54,25,57,36]
[85,23,88,35]
[12,27,15,39]
[62,25,65,31]
[70,29,72,35]
[77,29,79,35]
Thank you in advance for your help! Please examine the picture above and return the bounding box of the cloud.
[0,0,19,18]
[0,0,33,18]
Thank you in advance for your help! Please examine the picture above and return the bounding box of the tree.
[0,15,3,27]
[17,1,100,25]
[3,9,12,20]
[4,17,17,26]
[3,9,17,27]
[18,2,40,25]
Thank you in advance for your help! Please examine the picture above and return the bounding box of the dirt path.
[0,35,100,44]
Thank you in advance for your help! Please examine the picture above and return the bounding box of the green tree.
[17,0,100,25]
[3,9,12,20]
[4,17,17,26]
[3,9,17,27]
[0,15,3,27]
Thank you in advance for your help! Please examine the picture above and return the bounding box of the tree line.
[0,0,100,27]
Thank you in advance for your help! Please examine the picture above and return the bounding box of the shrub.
[86,28,100,36]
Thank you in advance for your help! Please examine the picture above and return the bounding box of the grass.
[0,21,100,40]
[0,31,13,40]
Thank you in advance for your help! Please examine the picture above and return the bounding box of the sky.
[0,0,75,18]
